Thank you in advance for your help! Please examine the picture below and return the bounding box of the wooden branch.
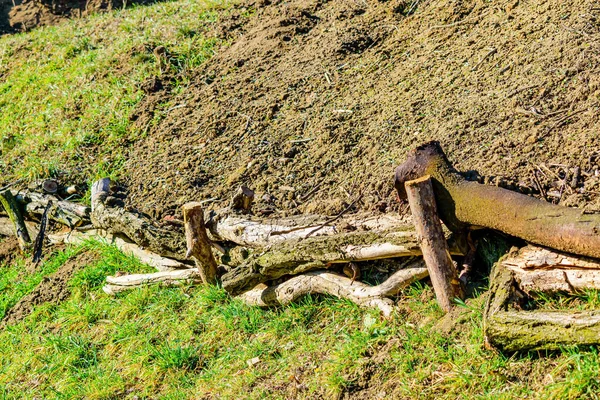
[369,260,429,297]
[182,202,218,284]
[237,270,396,317]
[0,190,31,250]
[103,269,200,295]
[90,178,186,259]
[395,141,600,258]
[484,249,600,352]
[405,176,464,312]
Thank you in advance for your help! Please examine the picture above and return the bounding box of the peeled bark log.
[183,202,218,284]
[90,178,185,259]
[395,141,600,259]
[484,248,600,352]
[206,212,411,247]
[501,245,600,294]
[0,190,31,250]
[405,176,464,312]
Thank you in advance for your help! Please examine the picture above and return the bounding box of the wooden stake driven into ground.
[182,202,218,284]
[0,190,31,251]
[405,176,464,312]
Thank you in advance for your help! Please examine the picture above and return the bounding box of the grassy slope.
[0,0,600,399]
[0,0,227,183]
[1,242,599,399]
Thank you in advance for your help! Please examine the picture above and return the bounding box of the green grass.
[0,0,230,183]
[1,240,600,399]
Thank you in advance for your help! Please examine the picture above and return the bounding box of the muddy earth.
[121,0,600,221]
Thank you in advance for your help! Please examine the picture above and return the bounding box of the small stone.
[246,357,261,367]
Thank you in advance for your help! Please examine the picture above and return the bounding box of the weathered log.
[501,245,600,294]
[405,176,464,312]
[183,202,218,284]
[395,141,600,259]
[90,178,186,259]
[13,190,90,228]
[221,228,426,295]
[1,215,188,271]
[484,248,600,352]
[0,216,39,239]
[206,212,415,248]
[0,190,31,250]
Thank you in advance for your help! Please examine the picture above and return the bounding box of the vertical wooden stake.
[405,175,464,312]
[0,190,31,251]
[182,202,218,284]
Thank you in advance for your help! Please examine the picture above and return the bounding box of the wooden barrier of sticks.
[1,142,599,351]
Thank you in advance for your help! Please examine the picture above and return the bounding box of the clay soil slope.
[124,0,600,219]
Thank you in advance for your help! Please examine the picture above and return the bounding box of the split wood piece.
[103,268,201,295]
[501,245,600,294]
[0,190,31,250]
[90,178,186,259]
[230,186,255,213]
[395,141,600,259]
[183,202,218,284]
[484,253,600,352]
[220,226,458,296]
[207,212,417,248]
[13,190,90,227]
[405,176,464,312]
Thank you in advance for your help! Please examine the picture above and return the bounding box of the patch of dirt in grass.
[122,0,600,222]
[0,237,19,266]
[2,251,97,326]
